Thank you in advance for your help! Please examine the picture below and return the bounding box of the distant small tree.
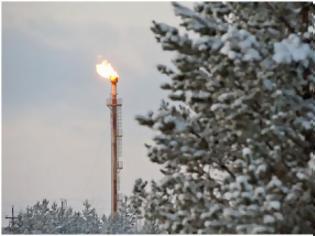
[3,198,142,234]
[80,200,101,234]
[3,199,107,234]
[102,196,137,234]
[6,199,62,234]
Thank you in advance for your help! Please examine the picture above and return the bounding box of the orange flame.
[96,60,119,82]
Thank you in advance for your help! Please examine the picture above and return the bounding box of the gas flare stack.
[96,60,123,216]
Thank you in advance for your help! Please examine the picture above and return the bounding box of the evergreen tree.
[136,2,315,233]
[102,196,137,234]
[4,198,140,234]
[4,200,102,234]
[131,179,161,234]
[79,200,101,234]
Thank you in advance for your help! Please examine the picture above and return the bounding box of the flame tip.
[96,59,119,82]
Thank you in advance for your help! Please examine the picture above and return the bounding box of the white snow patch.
[220,26,261,61]
[267,200,281,210]
[267,176,282,189]
[254,187,266,198]
[210,103,227,111]
[263,214,275,224]
[242,147,252,157]
[308,152,315,175]
[273,34,315,65]
[217,92,237,102]
[174,119,187,132]
[263,79,274,91]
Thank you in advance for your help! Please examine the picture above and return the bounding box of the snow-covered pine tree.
[130,179,161,234]
[80,200,101,233]
[136,2,315,233]
[3,199,142,234]
[5,199,104,234]
[4,198,143,234]
[8,199,68,234]
[102,196,138,234]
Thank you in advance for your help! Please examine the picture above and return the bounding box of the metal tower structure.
[96,59,123,216]
[106,77,123,215]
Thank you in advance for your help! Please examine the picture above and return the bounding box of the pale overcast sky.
[2,2,188,219]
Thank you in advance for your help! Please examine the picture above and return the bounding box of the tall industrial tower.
[107,79,122,215]
[96,60,123,215]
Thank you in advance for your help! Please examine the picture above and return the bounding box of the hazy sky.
[2,2,186,219]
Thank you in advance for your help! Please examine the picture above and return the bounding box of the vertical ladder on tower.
[116,99,123,205]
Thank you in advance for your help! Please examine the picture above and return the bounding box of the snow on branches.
[135,2,315,234]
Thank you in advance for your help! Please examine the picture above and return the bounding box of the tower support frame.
[106,81,122,215]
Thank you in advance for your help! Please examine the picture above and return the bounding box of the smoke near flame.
[96,60,119,82]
